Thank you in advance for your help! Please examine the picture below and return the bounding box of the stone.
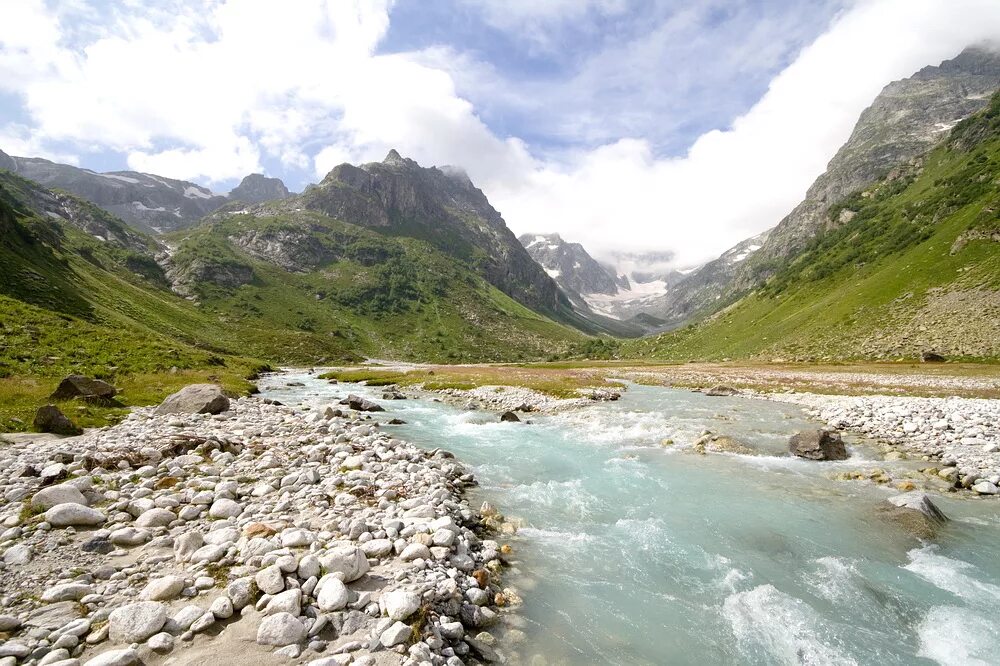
[109,527,151,547]
[147,632,174,653]
[255,564,284,595]
[381,589,421,621]
[227,577,256,610]
[141,576,186,601]
[264,589,302,616]
[210,596,234,619]
[972,480,999,495]
[208,498,242,519]
[499,411,520,423]
[256,612,306,647]
[400,543,431,562]
[82,648,139,666]
[380,621,411,647]
[788,430,848,461]
[33,405,83,436]
[340,394,384,412]
[705,385,738,396]
[41,583,93,602]
[108,601,168,643]
[3,544,32,565]
[154,384,230,415]
[319,545,369,582]
[189,544,226,563]
[0,615,22,632]
[50,375,117,402]
[361,539,393,558]
[31,484,88,511]
[25,601,84,630]
[879,492,949,539]
[45,503,105,527]
[135,508,175,528]
[316,577,348,612]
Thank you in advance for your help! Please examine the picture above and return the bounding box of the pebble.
[0,391,514,665]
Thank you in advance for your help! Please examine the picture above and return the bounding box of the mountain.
[627,90,1000,362]
[296,149,587,324]
[229,173,291,204]
[519,233,625,296]
[518,233,680,332]
[0,161,594,421]
[0,150,294,235]
[0,151,227,235]
[653,45,1000,329]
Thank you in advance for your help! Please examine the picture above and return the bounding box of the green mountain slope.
[627,93,1000,362]
[164,208,586,362]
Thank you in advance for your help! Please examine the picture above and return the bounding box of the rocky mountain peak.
[302,153,566,316]
[229,173,290,204]
[383,148,409,167]
[0,148,14,171]
[519,233,622,297]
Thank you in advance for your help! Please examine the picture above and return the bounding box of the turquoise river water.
[260,372,1000,666]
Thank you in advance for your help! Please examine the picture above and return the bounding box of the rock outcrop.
[303,150,567,317]
[788,429,849,461]
[154,384,230,415]
[878,491,949,538]
[49,375,118,402]
[229,174,290,204]
[33,405,82,436]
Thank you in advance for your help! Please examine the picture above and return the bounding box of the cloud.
[2,0,1000,268]
[484,0,1000,267]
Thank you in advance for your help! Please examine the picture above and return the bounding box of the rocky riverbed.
[0,391,521,666]
[769,392,1000,495]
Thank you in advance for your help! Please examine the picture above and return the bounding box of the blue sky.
[1,0,999,267]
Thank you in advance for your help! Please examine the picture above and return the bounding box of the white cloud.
[2,0,1000,267]
[485,0,1000,267]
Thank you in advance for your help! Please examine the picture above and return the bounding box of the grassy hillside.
[0,171,589,430]
[628,92,1000,362]
[167,210,586,362]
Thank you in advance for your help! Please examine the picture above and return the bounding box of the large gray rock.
[789,430,848,461]
[33,405,82,436]
[879,492,949,539]
[154,384,230,415]
[50,375,117,402]
[256,612,305,647]
[318,545,369,582]
[82,647,140,666]
[340,394,384,412]
[316,576,348,612]
[108,602,167,643]
[31,483,88,511]
[381,589,421,621]
[45,503,105,527]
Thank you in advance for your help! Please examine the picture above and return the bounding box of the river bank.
[0,394,517,665]
[261,372,1000,665]
[332,361,1000,497]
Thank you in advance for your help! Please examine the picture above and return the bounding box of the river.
[260,371,1000,665]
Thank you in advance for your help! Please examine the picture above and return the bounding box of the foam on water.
[916,606,999,666]
[904,546,1000,605]
[723,585,859,666]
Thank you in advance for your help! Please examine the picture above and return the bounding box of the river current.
[260,372,1000,665]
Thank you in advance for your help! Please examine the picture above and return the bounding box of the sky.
[2,0,1000,270]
